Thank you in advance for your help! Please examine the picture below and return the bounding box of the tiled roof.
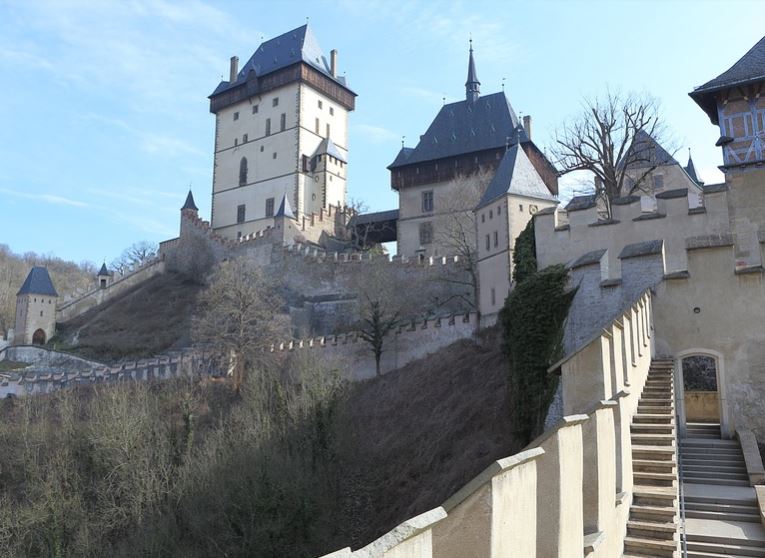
[690,36,765,122]
[17,267,58,297]
[388,91,522,169]
[210,24,350,98]
[476,144,556,209]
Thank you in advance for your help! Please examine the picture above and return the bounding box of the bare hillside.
[56,272,203,361]
[334,329,519,549]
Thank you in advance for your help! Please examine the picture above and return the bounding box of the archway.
[677,351,727,438]
[32,328,46,345]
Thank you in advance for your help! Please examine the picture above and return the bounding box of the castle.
[5,25,765,557]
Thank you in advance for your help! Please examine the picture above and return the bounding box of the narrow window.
[326,123,331,137]
[497,205,501,215]
[419,222,433,245]
[265,118,271,136]
[494,230,498,247]
[252,104,259,114]
[481,213,485,223]
[329,107,334,116]
[272,97,279,107]
[519,204,524,212]
[489,209,493,219]
[318,99,323,109]
[239,157,248,186]
[422,190,434,213]
[237,231,242,239]
[302,155,309,172]
[485,234,490,251]
[233,111,239,121]
[280,113,286,131]
[234,138,238,146]
[265,197,275,217]
[243,133,248,143]
[260,145,264,152]
[653,174,664,191]
[237,204,246,224]
[273,152,277,159]
[315,118,320,135]
[491,288,496,306]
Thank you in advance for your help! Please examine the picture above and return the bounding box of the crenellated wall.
[318,292,656,557]
[535,187,731,280]
[56,258,166,323]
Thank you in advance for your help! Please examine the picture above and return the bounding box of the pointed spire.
[465,39,480,103]
[685,148,703,185]
[275,193,295,219]
[181,190,198,211]
[98,263,109,276]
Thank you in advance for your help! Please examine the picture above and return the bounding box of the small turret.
[181,190,199,213]
[274,193,297,246]
[465,39,480,103]
[14,267,58,345]
[97,263,113,289]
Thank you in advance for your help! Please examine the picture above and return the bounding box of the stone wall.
[56,259,166,323]
[274,312,477,381]
[318,292,655,557]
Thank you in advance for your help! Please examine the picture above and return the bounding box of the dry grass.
[57,272,204,362]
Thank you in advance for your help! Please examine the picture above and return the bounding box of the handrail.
[674,363,689,558]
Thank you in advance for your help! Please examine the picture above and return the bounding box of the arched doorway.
[679,353,724,438]
[32,328,46,345]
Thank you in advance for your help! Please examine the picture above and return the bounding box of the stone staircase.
[624,358,680,558]
[680,431,765,557]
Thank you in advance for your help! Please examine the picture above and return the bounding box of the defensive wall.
[56,258,165,323]
[318,292,656,557]
[273,312,477,381]
[0,345,207,398]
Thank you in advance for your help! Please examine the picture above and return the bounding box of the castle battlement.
[535,186,733,281]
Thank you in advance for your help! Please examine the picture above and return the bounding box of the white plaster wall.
[14,294,57,345]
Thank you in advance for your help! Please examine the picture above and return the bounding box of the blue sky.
[0,0,762,264]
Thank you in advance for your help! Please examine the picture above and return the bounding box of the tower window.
[302,155,310,172]
[485,234,490,251]
[243,133,248,143]
[497,205,501,215]
[234,138,238,146]
[318,100,323,109]
[252,104,259,114]
[265,197,275,217]
[233,111,239,121]
[491,288,496,306]
[494,230,498,247]
[422,190,434,213]
[272,97,279,107]
[315,118,320,135]
[419,222,433,245]
[239,157,248,187]
[489,209,493,219]
[653,174,664,191]
[265,118,271,136]
[519,204,524,212]
[326,123,331,137]
[237,204,246,224]
[273,152,277,159]
[329,107,334,116]
[260,145,264,152]
[280,113,286,131]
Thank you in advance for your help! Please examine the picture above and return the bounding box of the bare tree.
[192,258,286,393]
[551,91,675,218]
[110,241,158,275]
[433,169,493,319]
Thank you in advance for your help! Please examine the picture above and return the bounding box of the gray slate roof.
[476,144,556,209]
[315,138,347,163]
[565,194,597,211]
[181,190,198,211]
[211,24,350,97]
[685,152,702,185]
[275,194,295,219]
[690,36,765,122]
[622,129,679,169]
[98,263,109,276]
[349,209,400,226]
[17,267,58,297]
[388,91,522,169]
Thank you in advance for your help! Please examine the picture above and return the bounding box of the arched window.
[239,157,248,187]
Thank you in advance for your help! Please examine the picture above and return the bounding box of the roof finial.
[401,136,405,148]
[465,36,480,103]
[442,96,446,106]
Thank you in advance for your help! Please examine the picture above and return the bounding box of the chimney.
[330,49,337,77]
[229,56,239,83]
[523,115,532,141]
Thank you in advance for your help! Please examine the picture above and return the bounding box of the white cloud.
[354,124,400,144]
[0,187,89,207]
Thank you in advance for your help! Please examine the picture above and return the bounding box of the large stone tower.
[14,267,58,346]
[690,35,765,270]
[208,24,356,241]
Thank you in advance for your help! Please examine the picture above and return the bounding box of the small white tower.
[14,267,58,345]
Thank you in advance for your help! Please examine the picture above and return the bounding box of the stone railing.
[319,291,655,557]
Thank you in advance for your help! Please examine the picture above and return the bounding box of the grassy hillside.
[0,328,516,557]
[56,272,204,361]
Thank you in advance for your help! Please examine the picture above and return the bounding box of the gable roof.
[314,137,347,163]
[690,36,765,123]
[621,129,680,170]
[210,24,350,98]
[17,267,58,297]
[476,144,556,209]
[388,91,522,169]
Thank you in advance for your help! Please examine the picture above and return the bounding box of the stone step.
[686,541,765,557]
[685,495,757,507]
[635,471,677,482]
[632,423,675,434]
[684,477,751,487]
[632,434,676,446]
[634,446,677,461]
[627,519,678,541]
[681,438,739,448]
[634,414,675,424]
[624,536,677,557]
[682,469,749,480]
[634,459,677,474]
[682,463,747,474]
[634,486,678,507]
[639,406,675,414]
[630,504,678,522]
[684,500,759,514]
[685,508,761,523]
